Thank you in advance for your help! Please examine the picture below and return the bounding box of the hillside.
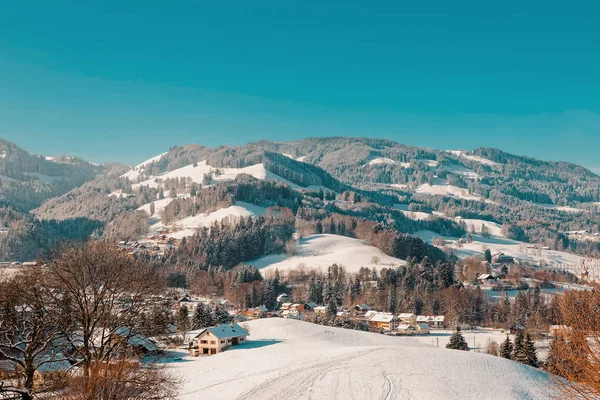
[249,234,406,273]
[165,318,553,400]
[4,136,600,264]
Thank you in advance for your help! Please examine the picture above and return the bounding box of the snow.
[296,156,306,162]
[164,318,552,400]
[121,152,168,181]
[393,204,432,221]
[248,234,405,273]
[130,160,318,192]
[414,229,590,274]
[389,183,410,190]
[447,150,500,167]
[23,172,66,183]
[534,203,587,214]
[460,218,504,237]
[444,163,480,179]
[159,202,266,239]
[416,180,483,201]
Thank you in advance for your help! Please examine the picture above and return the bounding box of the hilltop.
[167,318,552,400]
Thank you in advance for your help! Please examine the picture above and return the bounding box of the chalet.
[304,302,319,311]
[416,315,445,329]
[276,293,291,304]
[416,323,430,335]
[492,253,514,265]
[477,274,496,284]
[510,324,525,335]
[368,313,400,331]
[194,323,249,356]
[398,313,417,324]
[354,304,373,312]
[313,305,329,314]
[396,324,418,335]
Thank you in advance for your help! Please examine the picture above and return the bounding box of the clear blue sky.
[1,1,599,171]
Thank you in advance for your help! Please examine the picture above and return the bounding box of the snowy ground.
[414,230,592,275]
[163,318,553,400]
[143,200,266,238]
[415,179,484,202]
[248,234,405,273]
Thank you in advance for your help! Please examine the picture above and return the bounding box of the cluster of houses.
[0,261,38,268]
[231,293,445,337]
[117,234,181,257]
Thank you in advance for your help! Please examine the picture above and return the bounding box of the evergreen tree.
[388,286,397,314]
[250,285,259,308]
[149,202,156,216]
[500,335,513,359]
[158,188,165,199]
[244,292,252,309]
[329,218,336,234]
[523,333,538,367]
[315,221,323,234]
[446,326,469,351]
[214,306,232,324]
[169,187,177,199]
[192,305,214,329]
[484,248,492,264]
[512,330,527,363]
[175,304,190,335]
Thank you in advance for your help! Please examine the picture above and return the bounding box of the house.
[313,305,329,314]
[416,323,430,335]
[354,304,372,312]
[492,253,514,265]
[304,302,319,311]
[477,274,496,283]
[398,313,417,324]
[396,324,418,335]
[363,310,379,320]
[510,324,525,335]
[416,315,445,329]
[277,293,291,304]
[194,323,249,356]
[368,313,400,331]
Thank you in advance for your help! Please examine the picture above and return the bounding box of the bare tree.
[548,283,600,399]
[43,241,170,398]
[0,267,67,400]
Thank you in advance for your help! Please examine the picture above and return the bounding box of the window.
[210,341,216,345]
[220,340,225,344]
[240,338,244,341]
[200,340,207,344]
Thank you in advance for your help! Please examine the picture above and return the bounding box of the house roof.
[477,274,494,280]
[416,315,445,322]
[417,323,429,329]
[355,304,372,310]
[206,323,249,339]
[255,305,269,312]
[370,313,397,323]
[305,302,319,308]
[397,324,416,330]
[398,313,415,318]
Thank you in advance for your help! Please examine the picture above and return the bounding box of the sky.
[0,1,599,171]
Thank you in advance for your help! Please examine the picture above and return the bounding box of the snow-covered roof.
[206,323,249,339]
[416,315,445,322]
[397,324,416,330]
[398,313,415,319]
[477,274,494,280]
[369,313,397,323]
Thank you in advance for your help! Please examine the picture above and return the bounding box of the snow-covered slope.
[248,234,405,273]
[141,200,265,239]
[415,180,483,201]
[447,150,500,167]
[121,152,168,181]
[166,318,552,400]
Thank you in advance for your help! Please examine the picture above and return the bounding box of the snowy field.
[248,234,405,273]
[163,318,553,400]
[414,230,591,274]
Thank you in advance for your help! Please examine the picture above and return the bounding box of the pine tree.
[214,306,232,324]
[315,221,323,234]
[169,187,177,199]
[484,249,492,264]
[512,330,527,363]
[388,286,397,314]
[192,305,214,329]
[158,188,165,199]
[175,305,190,335]
[446,326,469,351]
[149,202,156,216]
[500,335,513,359]
[523,333,538,367]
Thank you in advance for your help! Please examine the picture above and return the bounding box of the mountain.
[3,137,600,265]
[0,138,107,212]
